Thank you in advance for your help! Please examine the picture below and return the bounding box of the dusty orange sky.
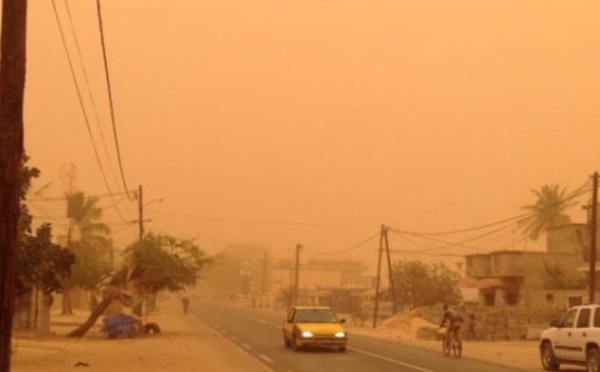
[21,0,600,267]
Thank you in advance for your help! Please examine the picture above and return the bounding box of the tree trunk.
[61,284,73,315]
[0,0,27,370]
[66,293,115,338]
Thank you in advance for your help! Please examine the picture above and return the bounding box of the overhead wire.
[388,182,592,238]
[95,0,135,201]
[156,212,378,229]
[385,182,593,255]
[27,190,134,202]
[63,0,121,191]
[64,0,135,218]
[50,0,132,223]
[390,219,527,254]
[309,231,380,255]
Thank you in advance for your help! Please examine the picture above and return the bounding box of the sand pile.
[373,311,438,341]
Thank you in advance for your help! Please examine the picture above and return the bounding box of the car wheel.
[144,322,161,335]
[588,347,600,372]
[540,342,560,371]
[338,346,347,353]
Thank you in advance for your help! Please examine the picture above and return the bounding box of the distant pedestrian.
[466,313,478,341]
[182,295,190,315]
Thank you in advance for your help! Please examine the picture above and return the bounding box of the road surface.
[192,301,531,372]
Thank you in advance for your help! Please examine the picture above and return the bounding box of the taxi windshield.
[296,309,339,323]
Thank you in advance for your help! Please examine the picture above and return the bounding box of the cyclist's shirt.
[440,308,464,329]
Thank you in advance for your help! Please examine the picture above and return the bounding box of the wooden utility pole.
[292,244,302,306]
[138,184,144,241]
[372,226,385,328]
[0,0,28,370]
[262,252,268,297]
[383,226,397,314]
[590,172,599,303]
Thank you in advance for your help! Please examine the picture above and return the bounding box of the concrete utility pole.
[292,244,302,306]
[0,0,28,370]
[590,172,599,303]
[138,184,144,240]
[383,226,397,314]
[372,226,385,328]
[262,252,268,297]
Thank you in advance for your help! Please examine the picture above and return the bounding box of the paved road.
[192,301,530,372]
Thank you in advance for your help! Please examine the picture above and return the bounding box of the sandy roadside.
[347,326,548,372]
[11,296,271,372]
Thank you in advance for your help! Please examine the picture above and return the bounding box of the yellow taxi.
[282,306,347,352]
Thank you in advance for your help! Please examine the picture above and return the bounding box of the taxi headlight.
[334,332,346,338]
[302,331,314,338]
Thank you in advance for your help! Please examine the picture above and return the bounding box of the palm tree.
[62,192,112,314]
[519,184,577,240]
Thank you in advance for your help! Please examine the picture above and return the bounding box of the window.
[295,309,338,323]
[577,308,591,328]
[594,309,600,328]
[560,308,578,328]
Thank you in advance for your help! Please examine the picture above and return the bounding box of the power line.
[26,189,135,202]
[389,219,520,254]
[388,183,592,238]
[158,212,378,229]
[309,231,380,255]
[50,0,131,222]
[95,0,134,201]
[63,0,122,191]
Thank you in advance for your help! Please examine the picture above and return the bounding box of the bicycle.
[441,327,462,358]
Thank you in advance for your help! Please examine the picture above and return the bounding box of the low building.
[465,223,587,310]
[270,258,373,311]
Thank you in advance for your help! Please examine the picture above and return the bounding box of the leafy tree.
[66,191,111,246]
[14,156,74,331]
[392,261,461,309]
[63,191,112,313]
[18,156,40,235]
[519,184,576,240]
[542,261,587,290]
[123,234,212,294]
[16,224,74,297]
[66,234,212,337]
[16,157,74,295]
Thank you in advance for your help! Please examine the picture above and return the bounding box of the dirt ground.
[10,296,271,372]
[11,299,555,372]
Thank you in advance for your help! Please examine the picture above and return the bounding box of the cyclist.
[439,304,464,350]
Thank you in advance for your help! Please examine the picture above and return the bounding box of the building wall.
[465,254,491,278]
[546,223,587,256]
[204,245,270,299]
[466,250,581,309]
[527,289,588,310]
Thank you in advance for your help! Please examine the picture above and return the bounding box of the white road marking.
[349,347,436,372]
[258,354,274,364]
[231,335,238,341]
[242,343,252,350]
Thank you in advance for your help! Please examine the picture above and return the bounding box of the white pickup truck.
[539,304,600,372]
